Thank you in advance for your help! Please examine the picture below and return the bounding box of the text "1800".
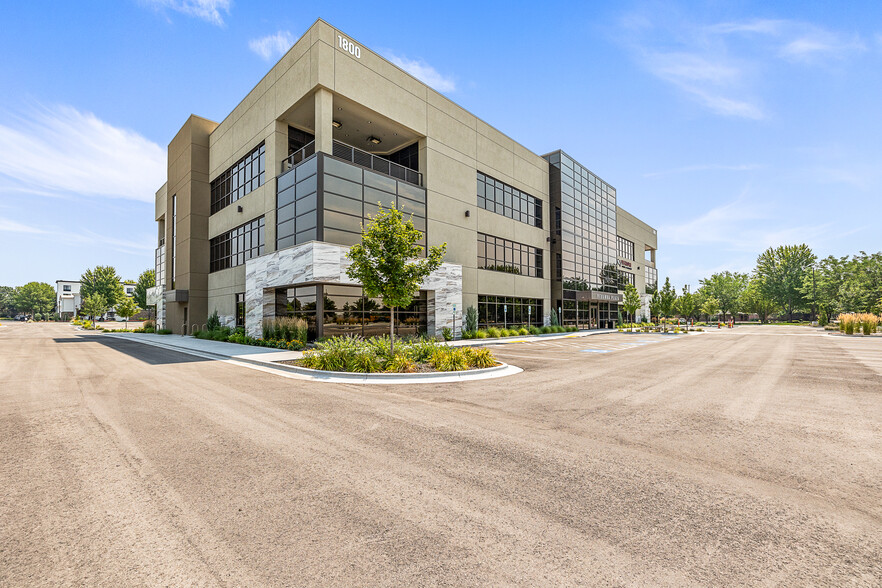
[338,36,361,58]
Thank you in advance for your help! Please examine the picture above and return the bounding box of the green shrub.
[384,352,416,373]
[34,313,42,321]
[464,306,478,333]
[528,325,541,335]
[475,330,488,339]
[541,325,553,334]
[442,326,453,341]
[206,309,221,331]
[461,330,476,339]
[209,327,232,341]
[845,321,855,335]
[486,327,501,338]
[567,325,578,332]
[157,328,172,335]
[517,327,529,336]
[465,347,496,368]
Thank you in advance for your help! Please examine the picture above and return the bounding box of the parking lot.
[1,322,880,586]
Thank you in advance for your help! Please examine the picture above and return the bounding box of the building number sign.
[338,35,361,59]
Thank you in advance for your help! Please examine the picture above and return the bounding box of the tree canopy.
[81,266,125,309]
[13,282,55,317]
[699,271,749,320]
[754,244,816,321]
[346,206,446,352]
[81,293,108,320]
[133,268,155,310]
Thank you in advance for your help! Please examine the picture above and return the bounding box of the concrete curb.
[100,332,523,385]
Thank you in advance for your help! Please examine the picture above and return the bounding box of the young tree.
[658,277,677,331]
[699,271,749,322]
[133,269,155,317]
[346,206,446,354]
[13,282,55,319]
[81,266,125,310]
[114,297,140,330]
[754,244,816,321]
[677,286,697,330]
[649,290,661,323]
[701,296,720,322]
[622,283,640,332]
[81,293,108,322]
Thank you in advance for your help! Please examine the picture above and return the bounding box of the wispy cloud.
[644,163,763,178]
[143,0,230,26]
[386,53,456,93]
[249,31,294,61]
[620,12,867,118]
[0,104,166,203]
[0,218,152,254]
[661,196,833,252]
[0,219,47,234]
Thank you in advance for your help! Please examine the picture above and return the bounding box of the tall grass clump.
[262,316,308,342]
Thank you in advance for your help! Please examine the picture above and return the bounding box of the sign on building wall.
[337,35,361,59]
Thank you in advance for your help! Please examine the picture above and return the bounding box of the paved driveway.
[1,322,879,586]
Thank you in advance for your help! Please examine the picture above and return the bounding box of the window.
[618,271,635,289]
[645,266,658,292]
[617,236,635,261]
[477,233,542,278]
[477,172,542,228]
[63,285,71,292]
[235,293,245,328]
[477,295,543,328]
[210,142,266,214]
[209,216,265,272]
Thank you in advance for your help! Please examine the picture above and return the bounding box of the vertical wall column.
[314,88,334,155]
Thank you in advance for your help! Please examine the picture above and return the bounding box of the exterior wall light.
[332,120,342,128]
[367,136,381,145]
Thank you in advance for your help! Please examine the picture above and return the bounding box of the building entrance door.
[589,304,599,329]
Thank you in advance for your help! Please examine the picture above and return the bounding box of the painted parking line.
[580,349,613,353]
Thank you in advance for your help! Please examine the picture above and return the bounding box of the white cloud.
[143,0,230,26]
[0,218,152,254]
[0,219,47,234]
[386,54,456,93]
[620,13,867,118]
[0,104,166,203]
[249,31,294,61]
[660,197,832,252]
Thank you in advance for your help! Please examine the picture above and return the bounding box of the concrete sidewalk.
[98,331,523,384]
[447,328,617,347]
[100,331,303,363]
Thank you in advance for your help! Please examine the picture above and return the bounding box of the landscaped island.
[285,335,498,373]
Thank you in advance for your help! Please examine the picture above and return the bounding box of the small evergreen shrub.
[157,328,172,335]
[528,325,541,335]
[486,327,501,338]
[206,310,221,331]
[475,330,488,339]
[518,327,529,336]
[541,326,553,334]
[464,305,478,333]
[442,326,453,341]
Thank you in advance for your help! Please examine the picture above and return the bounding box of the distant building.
[56,280,82,320]
[55,279,138,320]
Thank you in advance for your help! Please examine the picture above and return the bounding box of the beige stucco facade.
[153,19,656,336]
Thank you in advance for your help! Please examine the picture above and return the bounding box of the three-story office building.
[151,19,658,339]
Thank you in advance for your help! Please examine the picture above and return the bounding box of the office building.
[150,19,658,339]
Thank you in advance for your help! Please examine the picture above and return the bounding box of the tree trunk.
[390,306,395,356]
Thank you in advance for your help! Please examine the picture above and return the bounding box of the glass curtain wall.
[545,150,619,328]
[281,284,427,340]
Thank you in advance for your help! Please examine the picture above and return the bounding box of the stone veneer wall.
[244,241,462,339]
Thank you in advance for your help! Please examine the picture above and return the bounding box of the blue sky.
[1,1,880,288]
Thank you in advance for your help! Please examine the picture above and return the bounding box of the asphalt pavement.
[1,322,879,586]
